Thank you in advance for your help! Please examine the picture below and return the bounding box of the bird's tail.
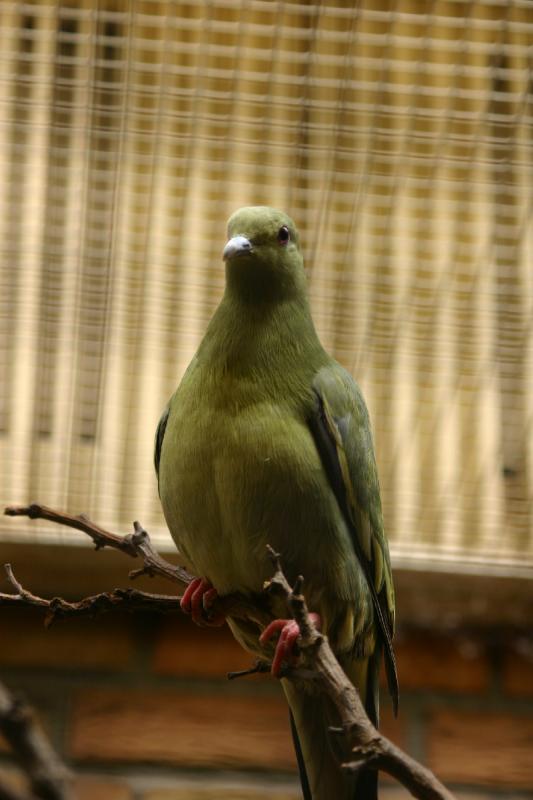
[282,652,380,800]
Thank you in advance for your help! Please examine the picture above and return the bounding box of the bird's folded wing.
[309,364,399,714]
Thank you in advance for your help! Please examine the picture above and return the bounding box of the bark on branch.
[4,504,191,585]
[3,505,455,800]
[0,563,182,625]
[265,548,456,800]
[2,505,269,627]
[0,682,72,800]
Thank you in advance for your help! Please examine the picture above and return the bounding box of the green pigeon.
[155,206,398,800]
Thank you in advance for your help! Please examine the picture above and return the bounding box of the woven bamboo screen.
[0,0,532,574]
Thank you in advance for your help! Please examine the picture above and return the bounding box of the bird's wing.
[154,404,170,491]
[154,356,200,489]
[309,364,399,714]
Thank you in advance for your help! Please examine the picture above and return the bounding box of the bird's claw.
[259,613,321,677]
[180,577,226,627]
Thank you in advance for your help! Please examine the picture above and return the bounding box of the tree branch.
[0,564,182,626]
[4,505,191,586]
[3,507,455,800]
[2,505,270,628]
[0,682,72,800]
[265,548,456,800]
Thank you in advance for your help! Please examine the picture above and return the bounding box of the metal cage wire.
[0,0,532,574]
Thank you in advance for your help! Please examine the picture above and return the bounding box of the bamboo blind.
[0,0,532,574]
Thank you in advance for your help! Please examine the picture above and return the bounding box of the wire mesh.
[0,0,532,572]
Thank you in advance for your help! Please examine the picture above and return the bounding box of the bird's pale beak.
[223,235,253,261]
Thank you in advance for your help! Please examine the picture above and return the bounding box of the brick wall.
[1,545,532,800]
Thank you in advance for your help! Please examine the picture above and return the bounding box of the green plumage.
[155,206,397,800]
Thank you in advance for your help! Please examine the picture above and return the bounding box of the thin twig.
[4,505,191,586]
[227,660,271,680]
[0,564,182,626]
[0,682,72,800]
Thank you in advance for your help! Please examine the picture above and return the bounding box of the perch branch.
[3,505,270,628]
[0,564,182,626]
[4,504,191,586]
[265,548,456,800]
[0,682,72,800]
[3,507,456,800]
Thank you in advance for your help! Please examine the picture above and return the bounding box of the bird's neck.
[199,290,326,381]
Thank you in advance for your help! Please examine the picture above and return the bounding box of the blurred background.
[0,1,532,799]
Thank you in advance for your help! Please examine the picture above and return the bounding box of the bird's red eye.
[277,226,290,245]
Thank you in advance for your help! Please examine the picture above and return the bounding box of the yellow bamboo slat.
[0,0,531,572]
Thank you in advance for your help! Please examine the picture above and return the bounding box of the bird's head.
[223,206,306,304]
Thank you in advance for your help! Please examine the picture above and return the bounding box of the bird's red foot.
[180,577,226,627]
[259,613,321,677]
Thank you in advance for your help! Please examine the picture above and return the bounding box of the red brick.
[390,633,489,693]
[0,766,25,793]
[0,767,131,800]
[68,687,296,771]
[142,786,529,800]
[377,706,409,785]
[428,709,533,788]
[142,786,300,800]
[379,705,406,751]
[74,777,132,800]
[379,791,511,800]
[0,609,134,671]
[0,772,132,800]
[153,617,252,678]
[503,650,533,697]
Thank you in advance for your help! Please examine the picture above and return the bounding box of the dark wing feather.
[154,405,170,491]
[309,370,399,714]
[289,711,312,800]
